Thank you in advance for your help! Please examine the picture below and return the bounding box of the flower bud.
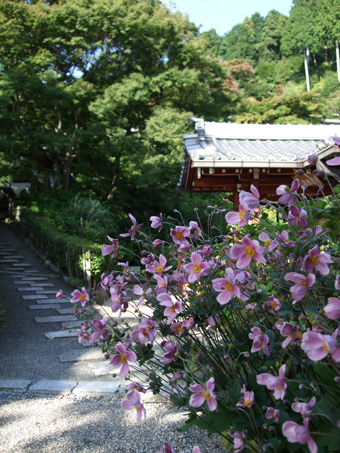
[313,169,325,177]
[334,377,340,384]
[308,154,318,164]
[243,351,250,358]
[112,373,116,378]
[296,169,304,175]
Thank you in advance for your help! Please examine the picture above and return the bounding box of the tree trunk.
[303,47,311,92]
[107,156,121,201]
[313,52,317,66]
[336,39,340,83]
[324,44,328,63]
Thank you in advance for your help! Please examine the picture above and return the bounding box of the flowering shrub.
[66,153,340,453]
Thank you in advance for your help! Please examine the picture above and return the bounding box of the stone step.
[17,287,44,292]
[22,294,48,300]
[56,308,74,315]
[29,380,77,394]
[20,277,48,281]
[14,282,54,287]
[34,315,77,323]
[58,348,103,363]
[36,299,70,304]
[0,379,32,392]
[73,381,121,396]
[28,304,61,310]
[12,263,32,267]
[61,321,83,328]
[36,290,59,295]
[44,330,78,339]
[4,255,24,259]
[0,260,19,263]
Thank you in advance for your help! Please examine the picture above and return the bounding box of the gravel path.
[0,391,225,453]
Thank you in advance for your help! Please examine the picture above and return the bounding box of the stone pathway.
[0,227,133,396]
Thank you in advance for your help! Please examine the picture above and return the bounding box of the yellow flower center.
[323,341,331,354]
[193,264,202,273]
[308,256,319,266]
[224,281,233,291]
[194,228,199,234]
[161,283,166,287]
[79,294,85,301]
[202,391,212,401]
[245,247,255,258]
[264,240,271,247]
[269,301,277,309]
[176,326,182,333]
[244,399,252,406]
[169,305,176,312]
[120,354,127,363]
[239,209,246,220]
[176,232,183,240]
[155,265,164,273]
[300,279,308,286]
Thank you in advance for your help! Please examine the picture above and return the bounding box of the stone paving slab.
[34,315,77,323]
[61,320,83,328]
[73,381,120,396]
[5,255,24,259]
[4,268,25,271]
[14,281,54,287]
[17,287,44,291]
[56,308,74,315]
[20,277,48,281]
[36,298,69,304]
[58,348,103,362]
[23,270,40,273]
[29,379,77,394]
[22,294,48,300]
[81,340,91,347]
[28,304,61,310]
[88,361,113,376]
[0,249,17,252]
[36,290,59,294]
[44,330,78,339]
[12,263,32,267]
[0,379,32,392]
[0,259,19,263]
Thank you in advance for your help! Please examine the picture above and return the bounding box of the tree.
[256,12,282,62]
[281,0,321,91]
[0,0,232,214]
[316,0,340,82]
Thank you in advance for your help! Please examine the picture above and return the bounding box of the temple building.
[178,117,340,209]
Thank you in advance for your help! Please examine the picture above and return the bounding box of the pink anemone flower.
[258,232,278,251]
[145,254,172,275]
[130,316,156,345]
[189,378,218,411]
[71,287,89,307]
[288,205,308,228]
[183,317,195,329]
[150,213,163,232]
[324,297,340,320]
[282,419,318,453]
[109,343,137,377]
[284,272,315,302]
[263,295,281,313]
[256,364,288,400]
[301,245,333,275]
[183,252,210,283]
[276,179,300,206]
[212,269,241,305]
[239,184,261,212]
[189,221,202,237]
[163,340,180,364]
[236,384,254,408]
[326,155,340,166]
[229,430,247,453]
[230,235,266,269]
[292,397,316,418]
[157,293,184,324]
[335,274,340,290]
[89,318,109,345]
[56,290,63,300]
[225,203,251,228]
[155,443,176,453]
[121,393,146,421]
[101,236,118,258]
[170,226,190,246]
[120,213,143,239]
[100,273,113,290]
[171,322,185,335]
[275,322,302,348]
[133,285,152,305]
[265,407,280,422]
[301,331,340,362]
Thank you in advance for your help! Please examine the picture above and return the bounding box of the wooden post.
[233,190,238,211]
[303,47,311,92]
[336,39,340,83]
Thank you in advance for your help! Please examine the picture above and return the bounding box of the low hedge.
[18,208,116,283]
